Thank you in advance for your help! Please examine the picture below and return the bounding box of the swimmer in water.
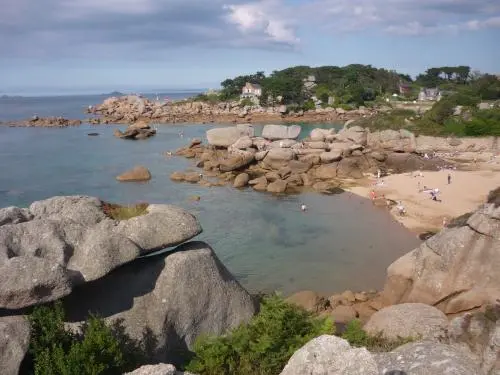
[300,204,307,212]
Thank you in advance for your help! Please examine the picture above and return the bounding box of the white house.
[241,82,262,98]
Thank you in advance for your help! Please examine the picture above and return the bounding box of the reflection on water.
[0,123,421,295]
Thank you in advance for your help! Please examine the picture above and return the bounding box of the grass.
[101,202,149,220]
[352,109,417,132]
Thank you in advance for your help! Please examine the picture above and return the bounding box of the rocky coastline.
[0,116,82,128]
[1,193,498,374]
[88,95,376,125]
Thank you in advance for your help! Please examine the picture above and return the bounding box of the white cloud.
[224,1,299,45]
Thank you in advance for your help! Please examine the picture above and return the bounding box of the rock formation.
[2,117,82,128]
[114,121,157,140]
[172,124,449,196]
[89,95,374,124]
[0,196,201,309]
[63,241,256,365]
[116,165,152,182]
[381,201,500,315]
[125,363,195,375]
[0,316,31,375]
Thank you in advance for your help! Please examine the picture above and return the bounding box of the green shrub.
[26,302,141,375]
[186,295,334,375]
[302,99,316,111]
[240,98,255,108]
[342,319,415,352]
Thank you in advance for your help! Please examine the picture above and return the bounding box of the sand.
[346,166,500,233]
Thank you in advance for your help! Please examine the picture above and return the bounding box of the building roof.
[245,82,262,89]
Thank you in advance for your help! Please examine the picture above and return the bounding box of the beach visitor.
[370,190,376,200]
[377,169,381,179]
[300,204,307,212]
[443,217,448,228]
[396,201,406,216]
[447,173,451,184]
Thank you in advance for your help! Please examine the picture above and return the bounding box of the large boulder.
[267,179,288,193]
[262,125,301,140]
[116,166,152,182]
[263,148,295,169]
[125,364,195,375]
[381,203,500,314]
[0,316,31,375]
[446,306,500,374]
[0,196,202,309]
[320,151,342,163]
[207,127,248,147]
[314,164,338,180]
[374,341,481,375]
[219,152,255,172]
[230,136,253,150]
[367,129,416,153]
[415,135,495,154]
[233,173,250,188]
[337,126,367,146]
[364,303,448,341]
[310,128,333,142]
[279,335,378,375]
[64,241,256,365]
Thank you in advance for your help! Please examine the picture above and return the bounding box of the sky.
[0,0,499,95]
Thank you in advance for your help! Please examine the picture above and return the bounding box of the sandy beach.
[347,164,500,232]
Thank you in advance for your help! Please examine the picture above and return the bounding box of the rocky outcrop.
[114,121,157,140]
[381,202,500,315]
[90,95,374,125]
[64,241,256,365]
[374,341,481,374]
[364,303,448,341]
[0,316,31,375]
[0,196,202,309]
[125,364,196,375]
[207,126,253,147]
[279,335,379,375]
[116,166,152,181]
[367,129,416,153]
[2,117,82,128]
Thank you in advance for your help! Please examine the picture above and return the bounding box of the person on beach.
[370,190,376,200]
[447,173,451,184]
[377,169,381,179]
[396,201,406,216]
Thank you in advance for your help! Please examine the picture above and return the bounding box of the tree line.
[215,65,499,107]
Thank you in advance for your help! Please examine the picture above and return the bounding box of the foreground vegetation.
[23,296,415,375]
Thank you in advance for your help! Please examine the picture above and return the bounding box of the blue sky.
[1,0,499,95]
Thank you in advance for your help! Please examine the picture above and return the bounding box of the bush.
[186,295,334,375]
[302,99,316,111]
[342,319,414,352]
[239,98,255,108]
[25,302,141,375]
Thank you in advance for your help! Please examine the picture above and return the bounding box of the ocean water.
[0,92,198,121]
[0,121,421,295]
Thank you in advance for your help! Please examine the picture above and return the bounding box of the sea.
[0,93,421,295]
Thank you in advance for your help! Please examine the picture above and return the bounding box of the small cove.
[0,123,422,295]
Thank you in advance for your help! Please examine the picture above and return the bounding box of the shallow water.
[0,123,421,295]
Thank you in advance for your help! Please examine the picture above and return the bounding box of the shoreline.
[345,164,500,232]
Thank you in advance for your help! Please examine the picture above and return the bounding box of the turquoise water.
[0,123,421,295]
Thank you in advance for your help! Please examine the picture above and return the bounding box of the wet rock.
[183,172,202,183]
[312,181,342,195]
[116,166,152,182]
[267,179,288,193]
[233,173,250,188]
[170,172,185,181]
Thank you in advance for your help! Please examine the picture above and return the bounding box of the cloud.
[0,0,298,59]
[224,1,299,45]
[300,0,500,36]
